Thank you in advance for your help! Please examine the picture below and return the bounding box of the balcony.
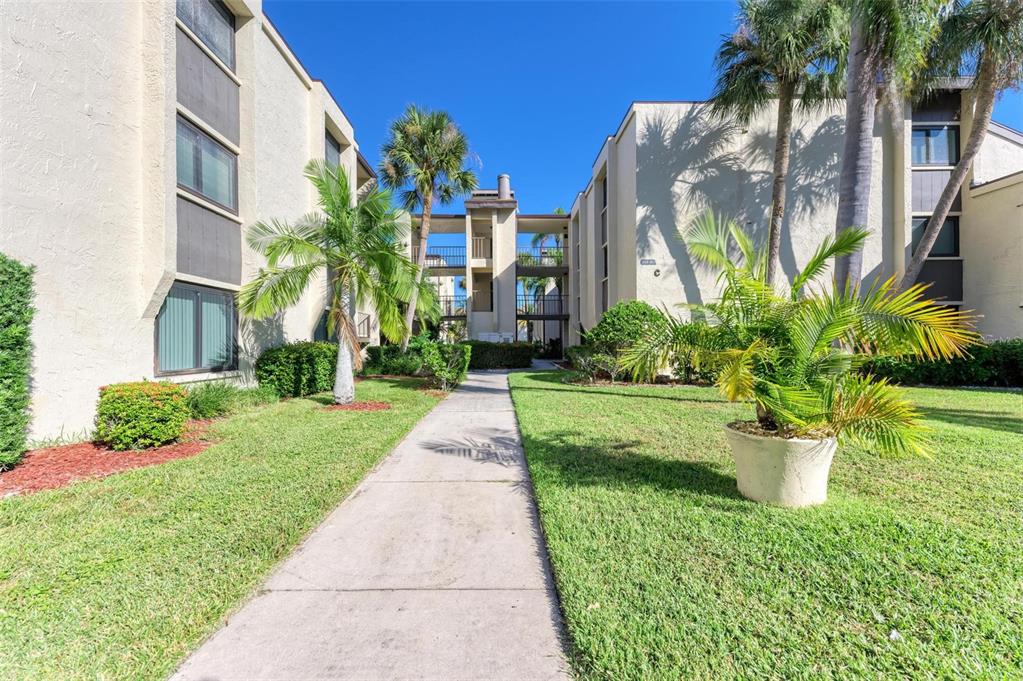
[437,295,468,317]
[412,246,465,269]
[517,294,568,319]
[472,236,492,260]
[516,247,567,275]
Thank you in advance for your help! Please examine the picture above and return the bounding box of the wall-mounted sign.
[640,258,656,265]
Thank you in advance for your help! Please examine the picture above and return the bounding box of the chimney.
[497,174,511,199]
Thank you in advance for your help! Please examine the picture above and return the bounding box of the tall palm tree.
[238,160,435,404]
[712,0,847,286]
[379,105,478,350]
[833,0,947,291]
[900,0,1023,290]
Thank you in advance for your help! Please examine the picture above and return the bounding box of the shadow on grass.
[521,429,745,506]
[513,371,725,405]
[919,407,1023,436]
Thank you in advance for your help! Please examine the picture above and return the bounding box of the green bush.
[466,341,535,369]
[585,300,663,355]
[185,382,239,419]
[365,343,425,376]
[0,253,34,470]
[255,341,338,398]
[233,384,278,409]
[566,345,625,382]
[94,382,190,451]
[422,343,472,390]
[862,339,1023,387]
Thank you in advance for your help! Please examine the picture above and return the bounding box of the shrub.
[94,382,190,451]
[364,344,425,376]
[255,341,337,398]
[862,339,1023,387]
[233,384,278,409]
[586,300,663,355]
[422,343,472,390]
[185,382,239,419]
[0,253,34,470]
[566,345,625,382]
[466,341,535,369]
[536,337,563,360]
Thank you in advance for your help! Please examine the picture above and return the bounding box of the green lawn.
[0,378,441,681]
[509,371,1023,679]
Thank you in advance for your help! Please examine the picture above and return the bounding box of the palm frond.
[790,227,869,299]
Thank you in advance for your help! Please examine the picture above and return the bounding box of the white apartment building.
[1,0,378,439]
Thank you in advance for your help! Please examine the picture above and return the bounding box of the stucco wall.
[961,173,1023,339]
[974,127,1023,185]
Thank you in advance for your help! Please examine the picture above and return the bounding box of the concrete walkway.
[173,371,570,681]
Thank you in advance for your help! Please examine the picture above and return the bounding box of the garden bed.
[322,401,391,412]
[0,422,211,498]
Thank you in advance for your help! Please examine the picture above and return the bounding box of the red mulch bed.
[0,422,212,498]
[322,401,392,412]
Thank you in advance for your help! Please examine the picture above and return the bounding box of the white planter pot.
[723,424,837,508]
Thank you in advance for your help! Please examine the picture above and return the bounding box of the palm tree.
[833,0,946,291]
[623,213,979,453]
[712,0,847,286]
[900,0,1023,290]
[238,160,435,404]
[379,105,478,350]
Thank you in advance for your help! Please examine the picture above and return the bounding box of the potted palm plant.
[625,214,979,507]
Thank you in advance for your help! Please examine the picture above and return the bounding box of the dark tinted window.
[912,216,959,257]
[177,0,235,68]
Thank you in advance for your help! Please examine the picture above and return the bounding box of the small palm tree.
[712,0,847,285]
[901,0,1023,290]
[238,160,436,404]
[379,105,478,350]
[624,213,980,455]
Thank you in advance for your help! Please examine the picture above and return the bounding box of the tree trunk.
[766,80,796,286]
[333,294,356,405]
[834,18,878,294]
[899,60,997,291]
[401,192,432,351]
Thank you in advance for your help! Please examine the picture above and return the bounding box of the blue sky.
[266,0,1023,224]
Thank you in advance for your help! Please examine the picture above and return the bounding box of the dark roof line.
[356,149,377,179]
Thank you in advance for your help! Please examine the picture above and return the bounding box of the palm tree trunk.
[401,192,432,351]
[766,80,796,286]
[333,294,356,404]
[834,19,877,294]
[899,60,997,291]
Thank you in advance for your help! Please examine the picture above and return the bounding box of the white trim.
[163,370,243,385]
[175,271,242,292]
[911,165,957,171]
[176,103,241,155]
[175,18,241,86]
[911,121,960,127]
[176,188,244,224]
[911,212,962,217]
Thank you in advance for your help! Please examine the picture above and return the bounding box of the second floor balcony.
[516,294,568,319]
[437,295,468,317]
[516,246,567,275]
[412,246,465,270]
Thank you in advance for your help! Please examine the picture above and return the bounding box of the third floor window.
[177,0,236,69]
[912,126,959,166]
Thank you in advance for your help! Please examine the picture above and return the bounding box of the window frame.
[177,115,239,213]
[325,131,342,168]
[911,125,960,166]
[176,0,236,70]
[912,215,960,258]
[154,281,238,376]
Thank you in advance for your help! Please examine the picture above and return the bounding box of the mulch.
[0,421,213,498]
[322,401,392,412]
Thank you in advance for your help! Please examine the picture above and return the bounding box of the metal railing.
[516,294,567,316]
[437,295,468,317]
[516,246,565,267]
[412,246,465,268]
[472,236,492,259]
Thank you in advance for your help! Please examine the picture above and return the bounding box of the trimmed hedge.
[863,339,1023,387]
[467,341,536,369]
[255,341,338,398]
[94,382,190,450]
[422,342,472,390]
[585,300,662,355]
[365,342,425,376]
[0,253,34,469]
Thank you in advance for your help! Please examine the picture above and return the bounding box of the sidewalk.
[172,371,570,680]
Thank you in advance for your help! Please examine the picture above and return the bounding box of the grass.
[0,377,441,680]
[509,371,1023,679]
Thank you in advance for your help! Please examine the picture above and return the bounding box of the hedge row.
[863,339,1023,387]
[0,253,34,470]
[466,341,535,369]
[255,341,338,398]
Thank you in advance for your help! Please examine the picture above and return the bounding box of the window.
[912,126,959,166]
[177,0,235,68]
[325,132,342,167]
[601,279,608,313]
[157,282,236,374]
[177,116,237,211]
[912,216,959,257]
[601,176,608,209]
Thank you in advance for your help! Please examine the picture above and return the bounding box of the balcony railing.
[472,236,492,259]
[437,295,468,317]
[412,246,465,268]
[517,294,568,316]
[516,247,565,267]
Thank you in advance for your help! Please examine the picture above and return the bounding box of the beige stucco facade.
[1,0,375,439]
[568,96,1023,344]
